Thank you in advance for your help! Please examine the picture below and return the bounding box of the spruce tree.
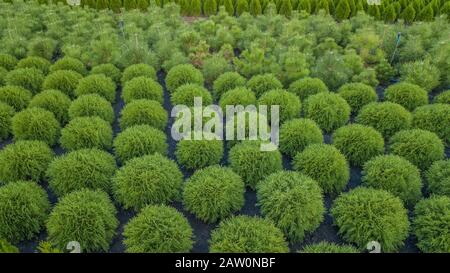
[400,5,416,24]
[264,1,277,15]
[223,0,235,15]
[249,0,262,15]
[190,0,202,15]
[417,4,434,21]
[442,2,450,20]
[335,0,350,21]
[279,0,293,17]
[236,0,249,15]
[368,4,381,20]
[297,0,311,13]
[179,0,190,15]
[203,0,218,15]
[137,0,149,10]
[348,0,356,16]
[315,0,330,14]
[110,0,122,12]
[96,0,109,9]
[123,0,138,10]
[384,4,397,23]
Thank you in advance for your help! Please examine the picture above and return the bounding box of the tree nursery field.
[0,0,449,254]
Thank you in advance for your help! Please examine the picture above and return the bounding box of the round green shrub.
[356,102,412,138]
[213,71,246,100]
[293,144,349,194]
[123,205,193,253]
[16,56,51,75]
[5,68,44,94]
[46,189,118,252]
[362,155,422,206]
[219,87,256,111]
[412,104,450,145]
[288,77,329,101]
[60,117,113,151]
[299,242,359,253]
[0,67,7,86]
[42,70,83,98]
[389,129,444,170]
[209,216,289,253]
[0,239,19,253]
[12,107,60,146]
[0,53,18,71]
[400,60,440,92]
[121,63,157,83]
[257,171,325,242]
[166,64,204,93]
[229,141,283,189]
[384,82,428,111]
[434,90,450,104]
[224,110,270,148]
[332,124,385,166]
[69,94,114,124]
[426,160,450,196]
[75,74,116,103]
[27,37,57,61]
[119,99,168,131]
[0,181,50,243]
[183,166,245,223]
[337,82,378,113]
[113,153,183,211]
[122,76,163,104]
[0,140,54,184]
[113,125,167,163]
[413,196,450,253]
[0,102,14,141]
[0,85,32,111]
[331,187,409,252]
[29,89,71,125]
[46,149,117,197]
[171,83,212,107]
[175,133,223,170]
[50,57,87,75]
[258,89,301,123]
[279,118,323,157]
[90,63,122,84]
[246,74,283,98]
[304,92,351,132]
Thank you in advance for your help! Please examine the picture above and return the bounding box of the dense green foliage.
[426,160,450,196]
[258,89,301,123]
[0,85,32,111]
[119,99,168,130]
[246,74,283,98]
[171,83,212,106]
[166,64,204,93]
[29,90,71,125]
[69,94,114,124]
[0,102,14,141]
[219,87,256,110]
[122,76,163,104]
[337,82,378,113]
[412,103,450,144]
[42,70,83,98]
[288,77,329,101]
[300,242,359,253]
[213,72,246,100]
[279,118,323,157]
[175,133,223,170]
[384,82,428,111]
[60,116,113,151]
[304,92,350,132]
[75,74,117,103]
[5,68,44,94]
[121,63,157,83]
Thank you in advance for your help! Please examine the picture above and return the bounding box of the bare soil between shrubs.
[6,72,449,253]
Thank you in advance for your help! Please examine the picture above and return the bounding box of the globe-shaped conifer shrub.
[331,187,409,252]
[46,149,117,197]
[337,82,378,113]
[257,171,325,242]
[183,166,245,223]
[49,57,86,75]
[0,85,32,111]
[219,87,256,111]
[246,74,283,98]
[60,116,113,151]
[113,154,183,211]
[213,72,246,100]
[42,70,83,98]
[304,92,351,132]
[123,205,193,253]
[29,89,71,125]
[121,63,157,83]
[229,141,283,189]
[90,63,121,84]
[166,64,204,93]
[384,82,428,111]
[362,155,422,206]
[171,83,212,107]
[46,189,118,252]
[75,74,116,103]
[69,94,114,124]
[0,140,54,184]
[5,67,44,94]
[113,125,167,163]
[299,242,359,253]
[288,77,329,101]
[122,76,163,104]
[0,102,14,141]
[175,133,223,170]
[332,124,384,166]
[0,53,18,71]
[413,196,450,253]
[258,89,301,123]
[0,181,50,242]
[434,90,450,104]
[293,144,349,194]
[389,129,444,170]
[412,103,450,145]
[16,56,51,75]
[0,239,19,253]
[356,102,412,138]
[12,107,60,146]
[426,160,450,196]
[0,67,6,86]
[279,118,323,157]
[119,99,168,131]
[209,216,289,253]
